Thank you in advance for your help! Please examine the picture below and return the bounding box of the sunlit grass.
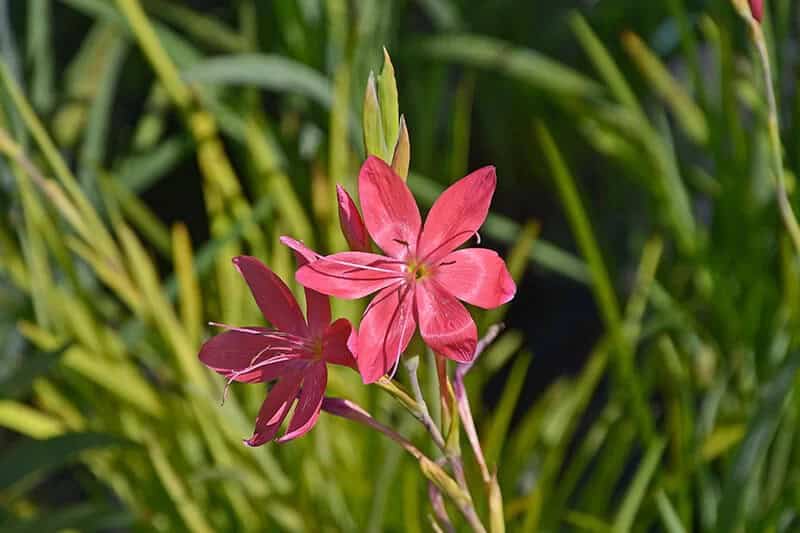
[1,0,799,531]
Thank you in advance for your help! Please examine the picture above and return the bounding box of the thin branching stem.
[405,356,486,532]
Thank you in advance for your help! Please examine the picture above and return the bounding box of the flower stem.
[454,325,504,485]
[748,16,800,256]
[405,356,488,532]
[322,398,487,533]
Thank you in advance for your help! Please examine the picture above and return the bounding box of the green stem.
[751,23,800,257]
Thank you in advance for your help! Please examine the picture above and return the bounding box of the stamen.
[475,231,481,244]
[209,322,263,335]
[315,254,406,276]
[438,260,456,267]
[222,354,303,405]
[208,322,315,350]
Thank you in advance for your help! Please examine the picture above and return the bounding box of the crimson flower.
[199,255,356,446]
[284,156,515,384]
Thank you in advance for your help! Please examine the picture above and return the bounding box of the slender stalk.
[406,356,447,450]
[322,398,487,533]
[454,325,506,533]
[454,325,504,485]
[751,23,800,256]
[405,356,486,532]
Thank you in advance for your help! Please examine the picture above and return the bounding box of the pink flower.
[284,156,516,384]
[749,0,763,22]
[199,254,356,446]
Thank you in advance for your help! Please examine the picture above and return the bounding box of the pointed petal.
[295,251,404,299]
[276,362,327,442]
[322,318,357,369]
[415,280,477,362]
[233,256,308,337]
[244,372,303,446]
[198,328,305,382]
[434,248,516,309]
[358,156,421,259]
[356,284,416,383]
[280,237,331,337]
[336,185,371,252]
[417,166,496,262]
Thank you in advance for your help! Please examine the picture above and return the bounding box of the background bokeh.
[2,0,799,531]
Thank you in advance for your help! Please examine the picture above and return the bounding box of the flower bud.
[336,185,370,252]
[391,115,410,181]
[749,0,763,22]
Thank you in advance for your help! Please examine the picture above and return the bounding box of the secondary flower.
[285,156,515,383]
[199,255,356,446]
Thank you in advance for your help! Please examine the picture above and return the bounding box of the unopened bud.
[336,185,370,252]
[391,115,410,181]
[749,0,763,22]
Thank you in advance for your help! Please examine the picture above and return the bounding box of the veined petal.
[245,372,303,446]
[295,251,405,299]
[337,185,370,252]
[415,280,477,362]
[233,256,309,337]
[358,156,421,259]
[356,284,416,383]
[322,318,358,369]
[434,248,516,309]
[198,328,305,382]
[280,237,331,338]
[276,362,327,443]
[417,166,496,263]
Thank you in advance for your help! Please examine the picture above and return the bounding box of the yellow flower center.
[407,260,431,282]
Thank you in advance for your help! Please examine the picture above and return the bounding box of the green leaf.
[716,351,800,533]
[182,54,333,108]
[7,503,134,533]
[655,491,688,533]
[484,351,532,466]
[416,34,602,99]
[0,432,129,493]
[612,438,666,532]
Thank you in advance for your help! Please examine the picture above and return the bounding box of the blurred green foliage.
[1,0,800,531]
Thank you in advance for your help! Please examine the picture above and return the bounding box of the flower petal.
[244,372,303,446]
[356,284,416,383]
[434,248,516,309]
[337,184,370,252]
[233,256,308,337]
[198,328,304,382]
[295,251,405,299]
[415,280,477,362]
[280,237,331,338]
[358,156,421,259]
[322,318,358,369]
[276,362,327,442]
[417,166,496,263]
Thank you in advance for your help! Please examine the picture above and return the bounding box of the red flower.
[284,156,515,383]
[199,254,356,446]
[749,0,763,22]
